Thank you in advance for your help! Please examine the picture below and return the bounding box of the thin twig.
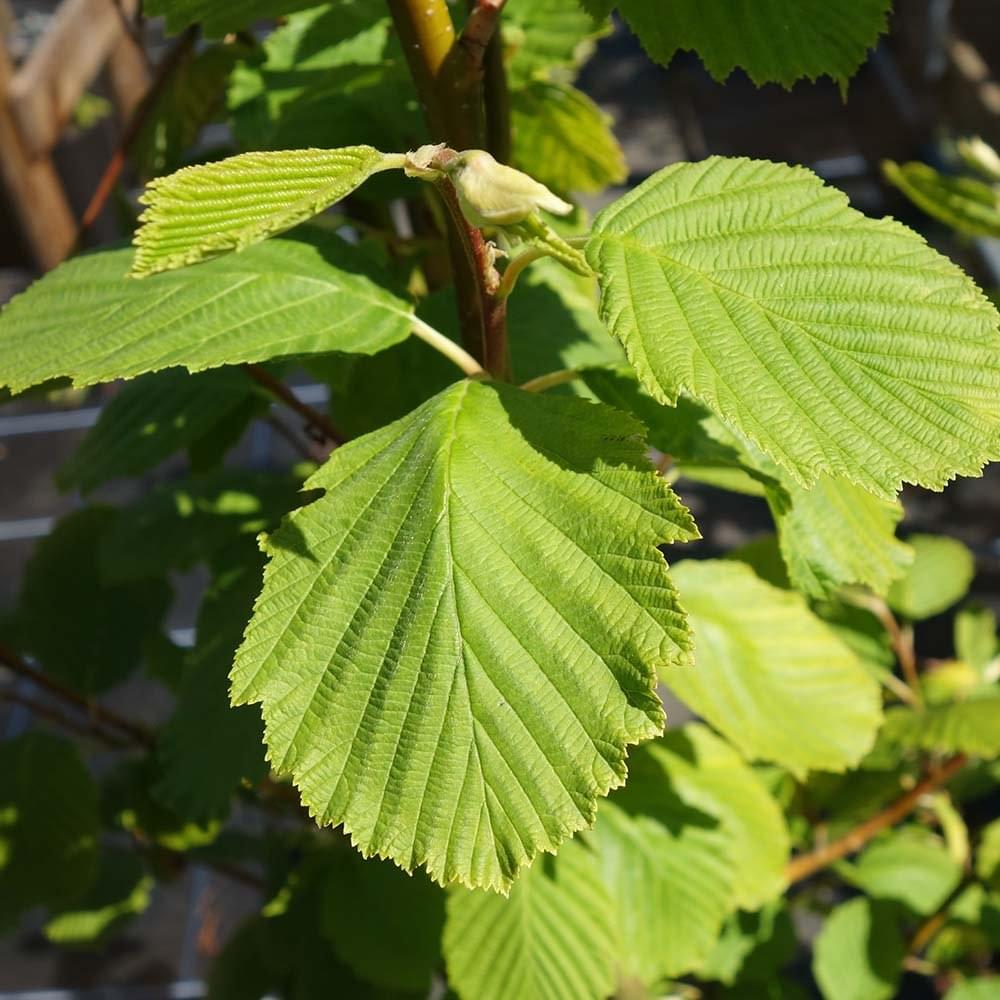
[909,878,973,956]
[520,368,581,393]
[411,318,487,377]
[459,0,508,72]
[265,413,327,464]
[76,26,199,243]
[0,687,132,749]
[845,591,923,707]
[0,640,153,746]
[243,365,344,446]
[785,753,968,884]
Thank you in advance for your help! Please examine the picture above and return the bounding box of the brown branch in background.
[459,0,508,71]
[786,753,968,884]
[76,25,198,243]
[0,640,154,746]
[846,591,923,707]
[243,364,344,447]
[111,0,151,69]
[0,687,132,749]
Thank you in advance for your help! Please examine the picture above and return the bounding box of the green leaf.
[888,534,976,620]
[651,725,789,909]
[443,840,618,1000]
[976,818,1000,886]
[946,980,1000,1000]
[99,470,302,582]
[770,476,912,599]
[882,694,1000,758]
[320,852,444,991]
[18,508,172,694]
[228,5,418,161]
[134,43,247,176]
[586,157,1000,497]
[661,560,883,776]
[840,827,963,916]
[132,146,399,276]
[504,0,607,86]
[0,232,415,394]
[599,0,890,89]
[511,81,626,195]
[813,898,904,1000]
[956,606,999,675]
[590,792,734,982]
[44,849,153,945]
[700,903,796,986]
[58,369,262,494]
[0,733,100,930]
[146,0,318,38]
[155,549,269,822]
[507,259,622,384]
[231,380,695,890]
[883,161,1000,238]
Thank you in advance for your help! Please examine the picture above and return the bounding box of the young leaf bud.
[446,150,573,227]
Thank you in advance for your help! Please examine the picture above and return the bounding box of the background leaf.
[883,161,1000,238]
[18,508,171,694]
[813,898,904,1000]
[887,534,976,621]
[662,560,883,776]
[443,840,618,1000]
[593,0,891,89]
[0,733,100,930]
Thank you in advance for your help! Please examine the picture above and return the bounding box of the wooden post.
[0,43,76,269]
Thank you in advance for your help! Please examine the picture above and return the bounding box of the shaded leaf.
[58,368,263,494]
[99,470,302,582]
[590,789,734,982]
[443,840,618,1000]
[231,381,695,890]
[0,733,100,930]
[155,548,270,822]
[651,725,789,909]
[147,0,320,38]
[19,508,171,694]
[840,827,963,916]
[593,0,890,89]
[320,852,444,991]
[700,903,796,986]
[813,898,904,1000]
[44,849,153,945]
[511,81,626,194]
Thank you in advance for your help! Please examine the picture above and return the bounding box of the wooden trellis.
[0,0,148,270]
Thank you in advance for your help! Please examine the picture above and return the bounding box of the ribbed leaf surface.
[231,380,696,890]
[584,0,890,89]
[587,157,1000,497]
[0,232,413,394]
[444,840,617,1000]
[661,560,883,776]
[133,146,395,275]
[771,476,912,599]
